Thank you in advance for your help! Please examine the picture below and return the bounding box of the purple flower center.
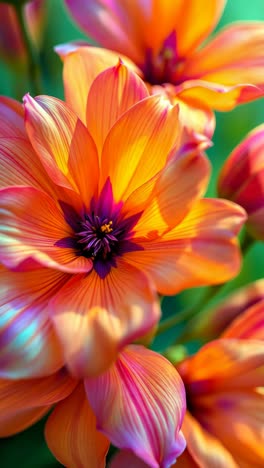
[76,213,123,259]
[57,178,143,278]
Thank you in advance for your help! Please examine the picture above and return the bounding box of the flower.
[0,0,45,68]
[63,0,264,129]
[176,296,264,467]
[0,63,246,380]
[0,345,186,468]
[191,278,264,341]
[218,124,264,241]
[109,296,264,467]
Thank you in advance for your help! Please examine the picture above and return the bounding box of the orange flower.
[110,296,264,467]
[218,124,264,241]
[63,0,264,135]
[0,0,45,68]
[0,346,186,467]
[0,63,245,381]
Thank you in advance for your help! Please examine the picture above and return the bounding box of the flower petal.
[87,60,148,154]
[0,186,92,273]
[0,137,56,194]
[65,0,225,62]
[176,79,263,112]
[192,278,264,340]
[180,411,238,468]
[85,345,186,468]
[45,383,109,468]
[56,44,140,123]
[195,390,264,467]
[131,151,210,238]
[50,260,160,377]
[23,94,99,204]
[127,198,246,295]
[179,339,264,391]
[109,450,150,468]
[0,368,77,436]
[101,95,180,201]
[0,96,25,138]
[185,23,264,95]
[0,265,67,379]
[222,299,264,340]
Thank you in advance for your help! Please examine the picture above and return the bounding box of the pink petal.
[0,96,25,138]
[85,345,186,468]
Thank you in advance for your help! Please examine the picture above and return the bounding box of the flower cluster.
[0,1,263,467]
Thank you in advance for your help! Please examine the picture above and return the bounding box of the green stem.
[157,284,224,336]
[15,3,42,95]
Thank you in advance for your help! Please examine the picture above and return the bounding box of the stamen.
[100,221,113,233]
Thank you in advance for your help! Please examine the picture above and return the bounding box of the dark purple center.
[57,178,143,278]
[141,30,186,86]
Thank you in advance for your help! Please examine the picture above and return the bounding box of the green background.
[0,0,264,466]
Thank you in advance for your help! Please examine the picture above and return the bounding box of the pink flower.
[218,124,264,240]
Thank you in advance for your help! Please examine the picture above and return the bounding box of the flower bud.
[218,124,264,240]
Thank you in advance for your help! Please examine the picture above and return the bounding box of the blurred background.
[0,0,264,466]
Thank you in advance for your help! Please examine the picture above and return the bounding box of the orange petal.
[0,265,67,379]
[45,383,109,468]
[180,411,238,468]
[23,94,99,204]
[50,260,160,377]
[179,339,264,391]
[0,137,56,195]
[0,405,50,438]
[0,96,25,138]
[0,186,92,273]
[176,79,262,112]
[56,44,140,123]
[87,60,148,155]
[131,151,210,238]
[222,300,264,340]
[126,198,246,295]
[85,345,186,467]
[0,368,77,436]
[185,23,264,91]
[101,95,180,201]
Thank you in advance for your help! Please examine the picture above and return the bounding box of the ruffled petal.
[131,151,210,238]
[23,94,99,204]
[101,95,180,201]
[127,198,246,295]
[87,60,148,154]
[0,368,77,436]
[50,260,160,377]
[56,44,140,123]
[0,265,67,379]
[0,186,92,273]
[180,412,238,468]
[85,345,186,468]
[45,383,109,468]
[0,96,25,138]
[185,23,264,93]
